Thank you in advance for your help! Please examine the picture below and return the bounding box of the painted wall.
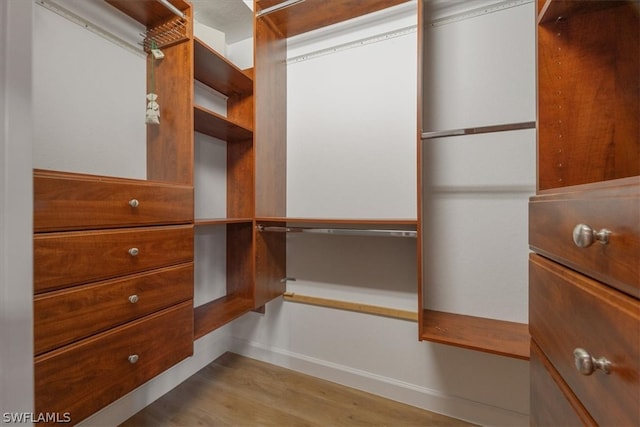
[1,1,34,423]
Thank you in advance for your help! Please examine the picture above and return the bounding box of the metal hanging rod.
[257,225,417,238]
[256,0,306,18]
[157,0,186,20]
[421,121,536,140]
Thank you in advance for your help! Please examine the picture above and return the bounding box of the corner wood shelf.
[194,105,252,142]
[195,218,253,227]
[255,0,410,38]
[420,310,530,360]
[194,294,254,340]
[106,0,190,26]
[194,38,252,96]
[537,0,629,24]
[256,217,417,230]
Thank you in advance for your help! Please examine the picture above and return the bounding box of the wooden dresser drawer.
[35,301,193,426]
[529,254,640,426]
[34,169,193,232]
[34,263,193,355]
[34,225,193,293]
[530,341,595,427]
[529,177,640,298]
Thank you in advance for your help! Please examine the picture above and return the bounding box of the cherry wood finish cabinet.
[529,1,639,425]
[33,1,195,424]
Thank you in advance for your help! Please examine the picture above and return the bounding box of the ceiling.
[190,0,253,44]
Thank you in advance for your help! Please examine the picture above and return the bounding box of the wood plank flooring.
[120,352,475,426]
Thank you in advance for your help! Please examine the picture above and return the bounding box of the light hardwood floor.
[120,352,475,426]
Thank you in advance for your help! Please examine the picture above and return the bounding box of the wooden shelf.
[420,309,530,360]
[256,0,410,38]
[195,218,253,226]
[538,0,629,24]
[194,294,254,340]
[106,0,190,26]
[194,38,253,96]
[256,217,417,230]
[194,105,253,142]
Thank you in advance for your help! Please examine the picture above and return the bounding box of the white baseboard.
[229,337,530,427]
[78,328,232,427]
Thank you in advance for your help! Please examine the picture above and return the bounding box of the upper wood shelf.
[256,0,410,38]
[256,217,417,231]
[195,218,253,226]
[194,105,253,142]
[194,294,254,340]
[194,38,253,96]
[106,0,190,26]
[538,0,630,24]
[420,309,530,360]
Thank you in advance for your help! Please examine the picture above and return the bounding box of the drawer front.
[34,263,193,355]
[530,341,595,427]
[34,170,193,232]
[35,301,193,426]
[529,254,640,426]
[34,225,193,293]
[529,180,640,298]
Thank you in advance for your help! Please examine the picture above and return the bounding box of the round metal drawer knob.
[128,247,139,256]
[572,224,610,248]
[573,348,611,375]
[129,199,140,208]
[128,294,139,304]
[128,354,139,364]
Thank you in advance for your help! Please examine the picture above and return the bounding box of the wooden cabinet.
[33,1,196,423]
[529,1,639,425]
[35,302,193,426]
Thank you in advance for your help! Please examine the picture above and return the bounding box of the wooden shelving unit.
[416,0,530,360]
[530,2,639,423]
[191,35,257,339]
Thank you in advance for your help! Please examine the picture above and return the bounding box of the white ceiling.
[191,0,253,44]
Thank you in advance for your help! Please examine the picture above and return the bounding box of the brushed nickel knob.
[128,354,139,364]
[128,295,139,304]
[572,224,610,248]
[129,199,139,208]
[128,247,139,256]
[573,348,611,375]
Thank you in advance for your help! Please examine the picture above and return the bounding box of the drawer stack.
[33,170,194,425]
[529,178,640,425]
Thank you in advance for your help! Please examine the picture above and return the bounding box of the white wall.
[1,0,34,422]
[422,0,535,322]
[32,0,146,180]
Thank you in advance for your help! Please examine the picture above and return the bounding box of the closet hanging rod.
[256,0,306,18]
[156,0,186,20]
[421,120,536,140]
[257,225,417,238]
